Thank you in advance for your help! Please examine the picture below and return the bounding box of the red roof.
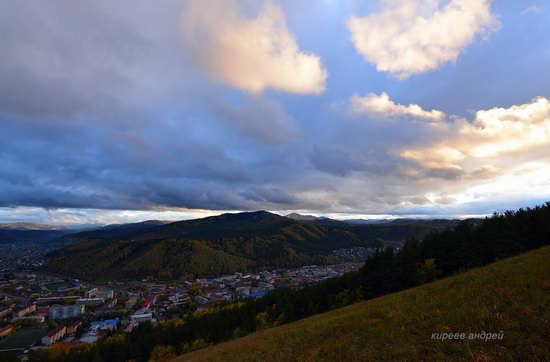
[0,325,13,333]
[48,325,66,337]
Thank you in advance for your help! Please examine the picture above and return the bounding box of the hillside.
[0,223,69,244]
[178,246,550,362]
[44,212,376,280]
[43,211,464,281]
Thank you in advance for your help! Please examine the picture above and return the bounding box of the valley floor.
[176,246,550,361]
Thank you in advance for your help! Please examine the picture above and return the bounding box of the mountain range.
[0,222,69,244]
[43,211,469,281]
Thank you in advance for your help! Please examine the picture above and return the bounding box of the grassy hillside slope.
[178,246,550,361]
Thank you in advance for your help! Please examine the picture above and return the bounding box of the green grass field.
[177,246,550,361]
[0,328,46,352]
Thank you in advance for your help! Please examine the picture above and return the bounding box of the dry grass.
[175,246,550,362]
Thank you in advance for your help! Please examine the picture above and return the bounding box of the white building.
[49,304,85,320]
[130,313,153,323]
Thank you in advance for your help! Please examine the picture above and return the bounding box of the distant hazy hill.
[56,220,171,243]
[178,246,550,361]
[286,213,350,227]
[44,211,468,281]
[0,222,65,231]
[0,223,69,244]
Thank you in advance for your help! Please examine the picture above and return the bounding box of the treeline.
[30,203,550,362]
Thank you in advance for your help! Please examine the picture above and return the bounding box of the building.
[193,296,208,306]
[104,298,118,309]
[90,318,119,333]
[76,298,104,306]
[244,291,268,299]
[42,325,66,346]
[49,304,85,320]
[0,306,12,318]
[125,295,138,310]
[13,315,45,324]
[35,306,49,317]
[66,321,82,334]
[97,289,115,300]
[85,288,99,298]
[15,304,36,317]
[130,313,153,323]
[0,325,13,337]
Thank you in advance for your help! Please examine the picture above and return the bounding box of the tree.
[149,345,176,362]
[416,258,441,284]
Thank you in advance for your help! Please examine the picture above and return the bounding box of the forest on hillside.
[43,212,459,280]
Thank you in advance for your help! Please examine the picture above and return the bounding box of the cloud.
[349,92,444,122]
[401,97,550,176]
[522,4,541,15]
[403,97,550,166]
[208,96,299,143]
[1,1,549,223]
[347,0,499,79]
[182,0,327,94]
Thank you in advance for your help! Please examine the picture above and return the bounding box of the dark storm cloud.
[208,95,299,143]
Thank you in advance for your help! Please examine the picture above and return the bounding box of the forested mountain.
[43,211,460,280]
[351,218,478,244]
[285,213,350,227]
[43,211,373,280]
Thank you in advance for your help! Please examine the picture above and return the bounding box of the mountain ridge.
[44,211,470,281]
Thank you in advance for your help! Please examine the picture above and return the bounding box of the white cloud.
[347,0,499,79]
[401,97,550,170]
[350,92,445,122]
[522,4,541,15]
[182,0,327,94]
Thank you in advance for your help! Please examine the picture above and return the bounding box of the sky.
[0,0,549,225]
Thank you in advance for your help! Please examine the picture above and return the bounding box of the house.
[35,306,49,317]
[42,325,66,346]
[0,306,12,318]
[13,315,45,324]
[141,299,151,310]
[15,304,36,317]
[0,325,13,337]
[49,304,85,319]
[66,321,82,334]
